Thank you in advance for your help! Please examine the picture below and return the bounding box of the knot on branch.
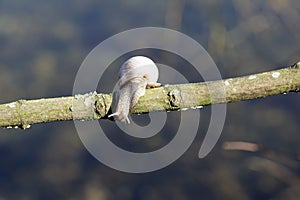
[95,94,112,118]
[167,88,182,109]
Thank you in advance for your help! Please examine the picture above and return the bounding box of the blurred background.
[1,0,300,199]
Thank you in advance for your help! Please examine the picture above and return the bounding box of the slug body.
[109,56,161,123]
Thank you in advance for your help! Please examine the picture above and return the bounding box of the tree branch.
[1,62,299,129]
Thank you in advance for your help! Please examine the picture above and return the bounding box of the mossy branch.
[0,62,299,129]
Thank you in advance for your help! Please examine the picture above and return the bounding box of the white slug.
[109,56,161,123]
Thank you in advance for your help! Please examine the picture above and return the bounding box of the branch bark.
[0,62,299,129]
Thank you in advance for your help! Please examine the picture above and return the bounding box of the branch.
[1,62,299,129]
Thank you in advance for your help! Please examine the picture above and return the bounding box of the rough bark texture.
[0,62,299,129]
